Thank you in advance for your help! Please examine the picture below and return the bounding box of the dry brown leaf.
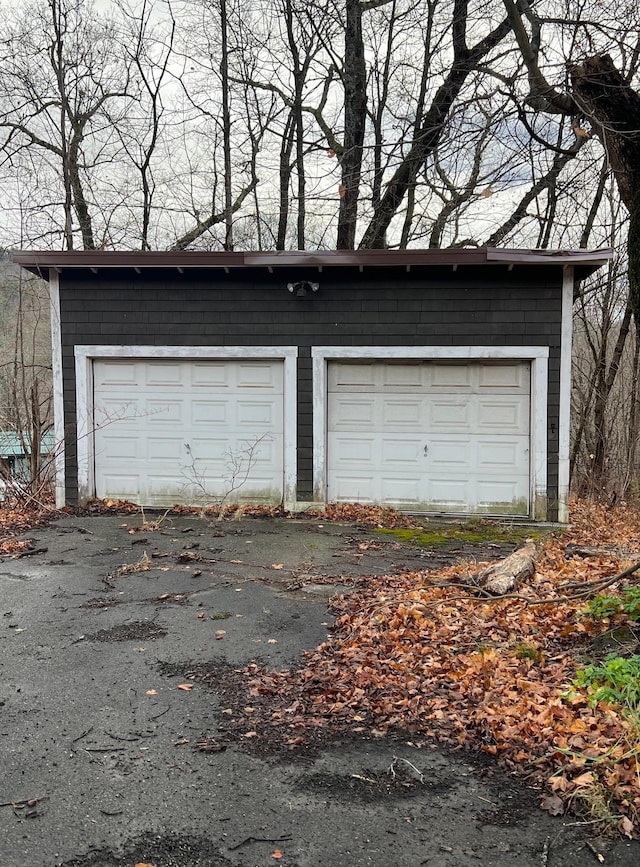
[215,630,226,640]
[145,689,157,696]
[540,794,564,816]
[271,563,284,570]
[620,816,635,838]
[177,683,193,691]
[271,851,283,860]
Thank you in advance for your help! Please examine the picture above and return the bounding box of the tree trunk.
[337,0,366,249]
[477,540,538,595]
[570,55,640,326]
[220,0,233,250]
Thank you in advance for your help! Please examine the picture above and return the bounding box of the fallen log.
[564,544,636,560]
[477,539,539,595]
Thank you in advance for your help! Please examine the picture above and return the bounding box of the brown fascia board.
[12,247,613,281]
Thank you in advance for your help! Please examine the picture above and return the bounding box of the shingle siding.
[58,264,564,519]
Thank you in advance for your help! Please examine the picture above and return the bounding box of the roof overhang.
[12,247,613,283]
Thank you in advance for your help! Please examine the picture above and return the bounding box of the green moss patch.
[375,520,549,548]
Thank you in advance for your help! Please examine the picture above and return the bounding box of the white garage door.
[93,359,284,506]
[327,361,530,515]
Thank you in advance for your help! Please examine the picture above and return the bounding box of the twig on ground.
[585,840,606,862]
[541,836,550,866]
[228,833,292,851]
[149,705,170,721]
[104,731,140,742]
[0,796,47,809]
[558,560,640,593]
[83,746,126,753]
[12,547,48,558]
[387,755,424,783]
[71,726,94,744]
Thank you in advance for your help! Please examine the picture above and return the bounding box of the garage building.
[13,248,610,521]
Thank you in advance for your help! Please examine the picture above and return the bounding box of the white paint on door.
[327,361,531,515]
[93,359,285,506]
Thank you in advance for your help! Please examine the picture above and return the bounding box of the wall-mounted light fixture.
[287,280,320,297]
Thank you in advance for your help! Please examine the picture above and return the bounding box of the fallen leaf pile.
[311,502,418,528]
[0,498,54,546]
[237,499,640,837]
[0,537,33,556]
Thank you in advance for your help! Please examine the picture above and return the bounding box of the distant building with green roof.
[0,430,54,481]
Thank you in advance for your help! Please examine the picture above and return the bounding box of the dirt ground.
[1,514,638,867]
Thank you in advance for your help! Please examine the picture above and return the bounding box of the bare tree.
[113,0,177,250]
[502,0,640,323]
[0,0,132,249]
[0,257,52,493]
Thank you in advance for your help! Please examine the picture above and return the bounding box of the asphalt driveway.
[1,514,638,867]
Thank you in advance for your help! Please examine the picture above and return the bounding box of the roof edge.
[12,247,613,279]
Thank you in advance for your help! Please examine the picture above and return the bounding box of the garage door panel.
[381,365,422,388]
[94,363,139,386]
[476,479,528,511]
[237,363,282,388]
[99,473,141,497]
[329,435,375,463]
[430,399,471,430]
[145,363,184,386]
[191,401,228,425]
[98,437,139,460]
[428,479,470,509]
[190,363,229,387]
[236,400,279,427]
[147,473,189,495]
[147,437,184,461]
[331,475,376,502]
[476,438,528,471]
[187,435,228,459]
[478,364,528,389]
[146,400,183,423]
[381,399,422,427]
[476,396,528,432]
[427,439,470,468]
[95,399,137,424]
[328,361,530,515]
[381,438,423,464]
[331,397,377,428]
[329,364,377,389]
[93,359,284,506]
[379,478,422,503]
[429,365,473,389]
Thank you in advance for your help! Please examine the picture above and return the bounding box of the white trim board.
[74,345,298,506]
[558,266,574,523]
[312,346,550,518]
[48,272,66,508]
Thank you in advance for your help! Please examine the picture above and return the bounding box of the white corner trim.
[74,345,298,506]
[48,273,65,508]
[311,346,549,516]
[558,266,574,523]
